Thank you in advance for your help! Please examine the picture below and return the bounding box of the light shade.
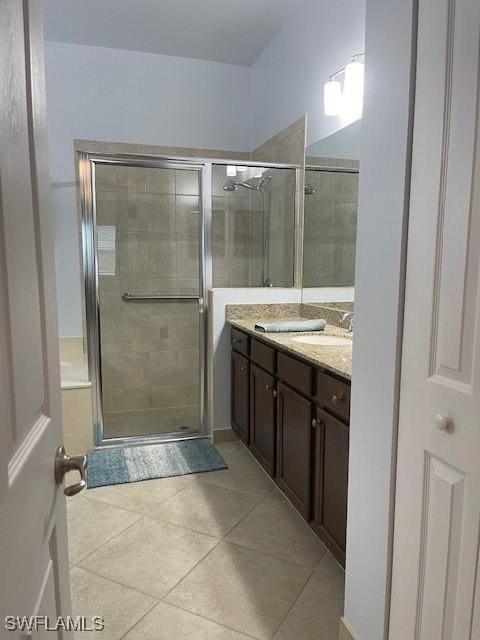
[342,61,364,121]
[324,80,342,116]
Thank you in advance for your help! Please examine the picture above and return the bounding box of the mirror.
[302,120,360,296]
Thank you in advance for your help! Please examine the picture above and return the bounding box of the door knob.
[55,445,88,497]
[435,413,451,432]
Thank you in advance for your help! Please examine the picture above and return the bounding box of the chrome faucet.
[342,312,354,334]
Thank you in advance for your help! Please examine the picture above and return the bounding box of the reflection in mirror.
[303,121,360,290]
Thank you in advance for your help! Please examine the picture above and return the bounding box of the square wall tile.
[147,242,177,279]
[146,168,175,194]
[176,170,199,196]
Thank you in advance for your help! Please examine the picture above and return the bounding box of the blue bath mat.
[86,438,227,489]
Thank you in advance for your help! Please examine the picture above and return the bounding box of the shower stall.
[79,152,298,447]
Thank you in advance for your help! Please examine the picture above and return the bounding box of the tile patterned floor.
[68,441,345,639]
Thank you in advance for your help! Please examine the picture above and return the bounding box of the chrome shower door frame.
[78,152,212,448]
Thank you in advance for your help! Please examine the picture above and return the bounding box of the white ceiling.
[42,0,305,67]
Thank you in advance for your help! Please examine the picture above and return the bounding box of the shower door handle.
[55,445,87,497]
[122,293,199,302]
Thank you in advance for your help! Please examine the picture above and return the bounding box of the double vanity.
[227,303,352,566]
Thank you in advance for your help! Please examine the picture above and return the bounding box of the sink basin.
[290,334,352,346]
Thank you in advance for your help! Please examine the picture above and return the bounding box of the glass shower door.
[93,161,203,442]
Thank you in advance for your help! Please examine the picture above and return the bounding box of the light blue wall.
[45,42,252,184]
[345,0,416,638]
[250,0,366,148]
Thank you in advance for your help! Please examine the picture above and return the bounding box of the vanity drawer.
[250,339,275,374]
[231,328,250,356]
[277,352,313,397]
[315,370,350,423]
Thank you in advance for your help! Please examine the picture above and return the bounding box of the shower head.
[257,175,272,189]
[304,184,316,195]
[222,175,272,192]
[223,179,257,192]
[223,179,239,192]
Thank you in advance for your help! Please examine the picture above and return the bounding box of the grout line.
[268,562,318,640]
[80,481,197,520]
[159,600,261,640]
[223,538,320,573]
[312,547,329,572]
[197,475,274,498]
[140,490,264,540]
[73,563,161,605]
[128,511,222,541]
[161,537,223,601]
[117,598,159,640]
[220,486,276,539]
[73,513,143,566]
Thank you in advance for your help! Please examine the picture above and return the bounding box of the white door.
[389,0,480,638]
[0,1,78,636]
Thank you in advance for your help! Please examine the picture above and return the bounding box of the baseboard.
[339,618,358,640]
[213,427,239,443]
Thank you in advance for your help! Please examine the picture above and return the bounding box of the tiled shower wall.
[303,158,359,287]
[212,165,296,287]
[251,115,307,287]
[95,164,202,437]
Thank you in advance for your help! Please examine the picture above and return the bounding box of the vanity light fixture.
[324,53,365,119]
[324,79,342,116]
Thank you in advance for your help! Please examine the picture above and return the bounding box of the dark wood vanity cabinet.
[276,382,313,519]
[249,364,276,476]
[230,326,350,566]
[312,407,349,565]
[231,327,250,357]
[231,351,250,444]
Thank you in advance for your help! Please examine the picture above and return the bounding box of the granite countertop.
[228,317,352,380]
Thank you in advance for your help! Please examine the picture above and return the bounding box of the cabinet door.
[276,382,313,518]
[231,351,249,444]
[313,407,349,566]
[249,364,276,476]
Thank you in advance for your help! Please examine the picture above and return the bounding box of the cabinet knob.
[240,366,247,372]
[232,338,242,344]
[331,393,344,404]
[273,390,277,398]
[312,418,317,428]
[266,384,272,390]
